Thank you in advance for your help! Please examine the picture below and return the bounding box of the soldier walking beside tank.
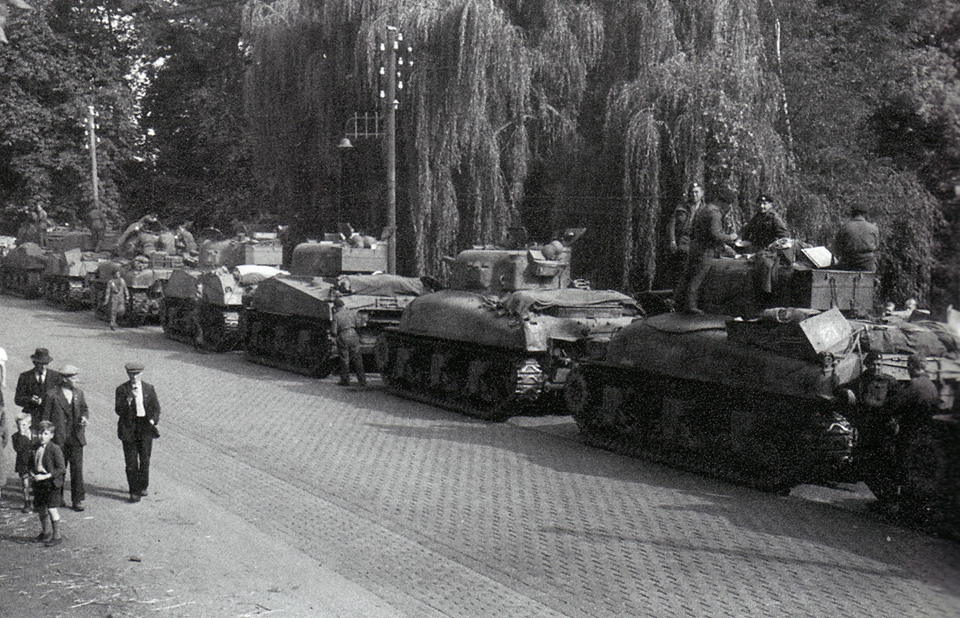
[40,365,88,512]
[104,269,128,330]
[15,348,61,431]
[834,204,879,272]
[331,297,366,387]
[674,187,739,315]
[115,362,160,503]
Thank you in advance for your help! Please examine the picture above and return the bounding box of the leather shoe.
[45,536,63,547]
[35,533,51,543]
[72,502,85,512]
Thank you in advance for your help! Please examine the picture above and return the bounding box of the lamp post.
[337,137,353,227]
[86,105,100,213]
[383,25,399,275]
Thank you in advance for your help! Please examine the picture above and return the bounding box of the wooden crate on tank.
[322,245,387,274]
[793,269,874,315]
[242,241,283,266]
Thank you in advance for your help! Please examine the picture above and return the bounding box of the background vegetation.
[0,0,957,311]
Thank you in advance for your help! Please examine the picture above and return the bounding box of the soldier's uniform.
[674,190,738,314]
[331,300,366,387]
[834,213,879,272]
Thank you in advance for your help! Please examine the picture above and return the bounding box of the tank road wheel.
[374,334,392,376]
[470,358,516,421]
[564,367,590,418]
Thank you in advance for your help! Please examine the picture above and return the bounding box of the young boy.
[32,420,66,547]
[12,413,37,512]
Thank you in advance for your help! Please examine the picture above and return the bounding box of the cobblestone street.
[2,295,958,617]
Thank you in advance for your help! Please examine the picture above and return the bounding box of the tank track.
[42,278,89,310]
[197,306,243,353]
[244,311,336,378]
[571,363,856,493]
[377,332,545,422]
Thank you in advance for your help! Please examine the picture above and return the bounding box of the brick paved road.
[2,296,958,617]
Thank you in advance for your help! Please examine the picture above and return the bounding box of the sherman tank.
[161,236,283,349]
[244,238,427,377]
[0,242,48,298]
[41,247,111,309]
[376,230,643,421]
[568,305,960,534]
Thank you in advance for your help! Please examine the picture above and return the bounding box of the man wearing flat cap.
[15,348,61,431]
[41,364,89,511]
[115,362,161,503]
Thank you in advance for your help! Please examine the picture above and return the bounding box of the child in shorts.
[32,420,66,547]
[12,413,37,513]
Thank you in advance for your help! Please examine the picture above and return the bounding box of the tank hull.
[245,274,424,377]
[569,313,858,490]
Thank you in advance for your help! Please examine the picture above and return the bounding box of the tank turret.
[376,229,642,420]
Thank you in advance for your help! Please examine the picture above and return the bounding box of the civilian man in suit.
[40,364,89,511]
[15,348,61,430]
[115,362,160,503]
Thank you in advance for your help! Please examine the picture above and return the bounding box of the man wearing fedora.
[40,364,89,511]
[115,362,160,503]
[15,348,61,431]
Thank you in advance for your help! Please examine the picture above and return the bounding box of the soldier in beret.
[115,362,161,503]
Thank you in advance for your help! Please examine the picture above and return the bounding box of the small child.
[12,413,37,513]
[31,420,66,547]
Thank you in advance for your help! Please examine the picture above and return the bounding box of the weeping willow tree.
[602,0,792,291]
[243,0,946,303]
[244,0,603,276]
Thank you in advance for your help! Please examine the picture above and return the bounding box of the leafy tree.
[122,0,258,232]
[0,0,141,235]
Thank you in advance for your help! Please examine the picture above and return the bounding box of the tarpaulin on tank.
[501,288,638,316]
[234,264,283,286]
[859,321,952,358]
[247,275,335,319]
[337,274,425,297]
[163,269,202,299]
[2,242,47,269]
[604,315,861,400]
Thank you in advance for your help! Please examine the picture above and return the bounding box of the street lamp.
[337,137,354,225]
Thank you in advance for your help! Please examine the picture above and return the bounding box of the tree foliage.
[242,0,957,308]
[124,0,257,231]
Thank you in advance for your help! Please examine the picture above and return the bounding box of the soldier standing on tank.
[834,204,880,272]
[331,297,366,387]
[673,187,739,315]
[666,182,705,287]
